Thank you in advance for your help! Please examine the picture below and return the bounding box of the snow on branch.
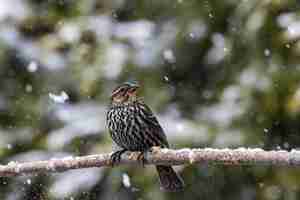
[1,147,300,177]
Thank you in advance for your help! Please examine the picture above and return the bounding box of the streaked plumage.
[106,82,184,192]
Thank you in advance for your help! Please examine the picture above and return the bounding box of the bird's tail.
[156,165,184,192]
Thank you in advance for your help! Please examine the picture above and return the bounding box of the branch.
[1,148,300,177]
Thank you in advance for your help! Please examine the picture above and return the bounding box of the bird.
[106,81,184,192]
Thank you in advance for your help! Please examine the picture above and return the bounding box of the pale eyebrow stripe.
[111,85,131,97]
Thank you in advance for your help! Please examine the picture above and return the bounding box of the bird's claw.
[110,149,127,166]
[137,151,147,167]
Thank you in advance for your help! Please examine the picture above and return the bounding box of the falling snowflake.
[122,173,131,188]
[25,84,33,93]
[264,49,271,57]
[49,91,69,103]
[27,61,38,73]
[6,144,12,149]
[164,76,170,82]
[163,49,176,63]
[26,179,31,185]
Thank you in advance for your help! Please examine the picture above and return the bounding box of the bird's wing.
[137,101,169,148]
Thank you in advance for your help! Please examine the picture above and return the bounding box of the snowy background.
[0,0,300,199]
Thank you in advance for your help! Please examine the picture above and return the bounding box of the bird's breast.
[107,105,138,147]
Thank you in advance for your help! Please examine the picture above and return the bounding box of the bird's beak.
[129,82,140,90]
[133,85,140,90]
[130,82,140,89]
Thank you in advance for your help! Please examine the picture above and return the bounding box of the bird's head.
[110,81,140,104]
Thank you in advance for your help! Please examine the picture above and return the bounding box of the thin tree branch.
[1,148,300,177]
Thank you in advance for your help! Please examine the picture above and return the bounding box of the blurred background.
[0,0,299,199]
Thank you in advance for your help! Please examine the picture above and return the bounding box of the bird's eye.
[119,88,126,93]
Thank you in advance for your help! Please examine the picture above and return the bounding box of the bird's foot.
[137,151,147,167]
[110,149,127,166]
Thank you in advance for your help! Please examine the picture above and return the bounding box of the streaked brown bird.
[106,81,184,192]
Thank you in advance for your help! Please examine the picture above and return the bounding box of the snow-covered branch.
[1,148,300,177]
